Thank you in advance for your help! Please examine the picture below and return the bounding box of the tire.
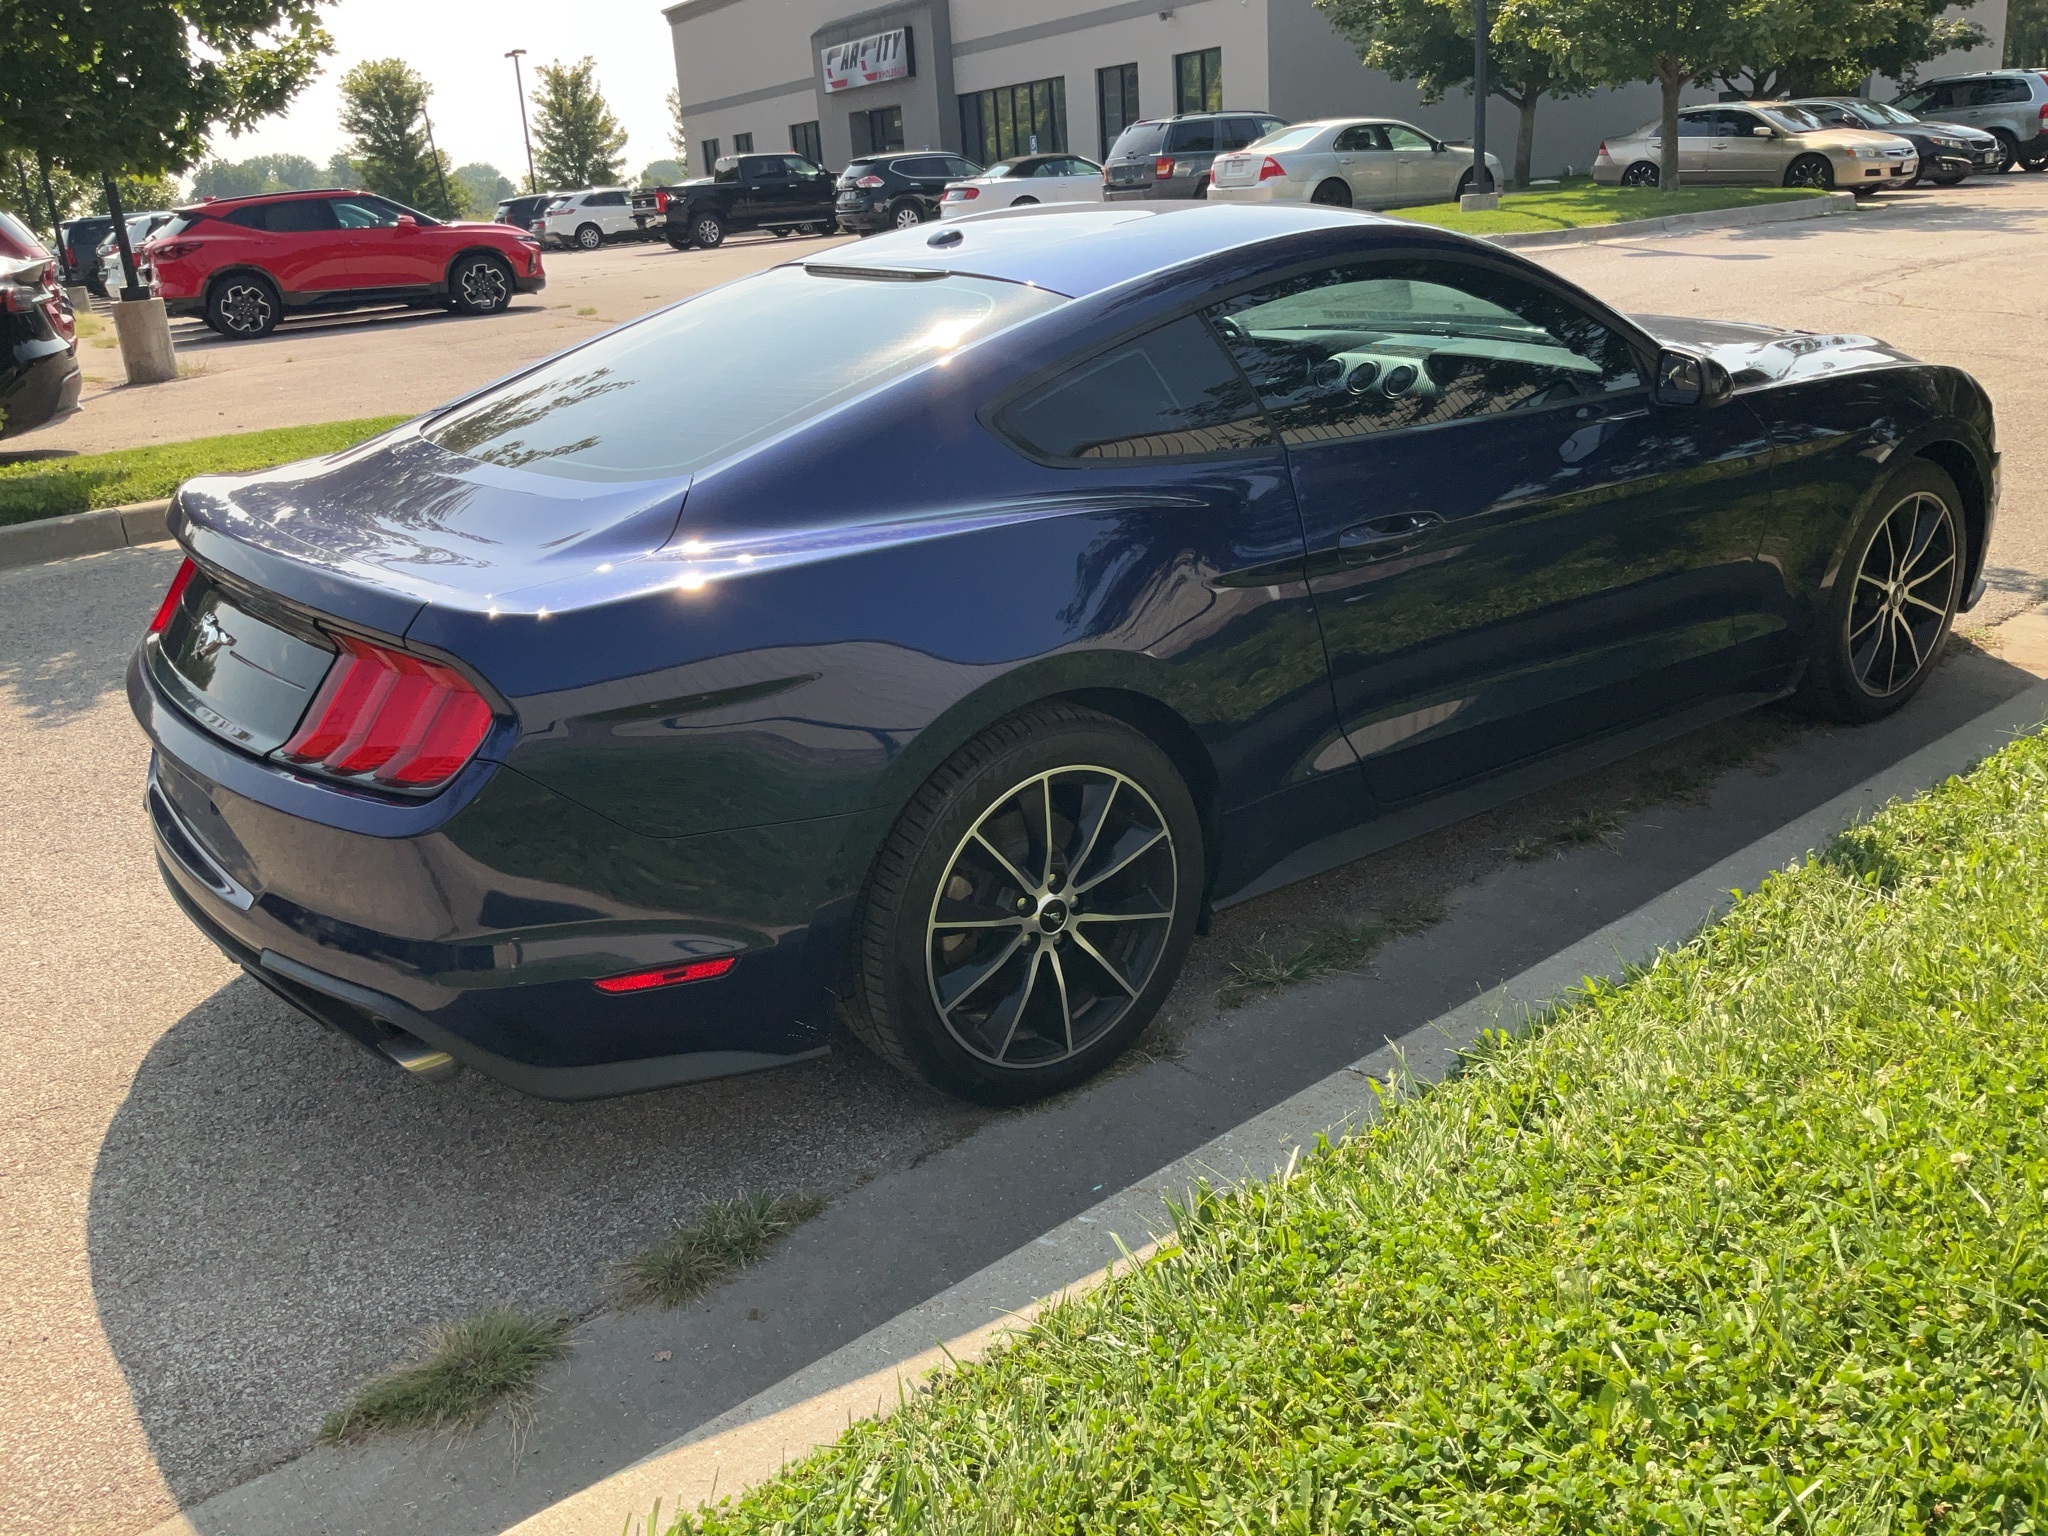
[205,274,280,340]
[1991,130,2019,172]
[447,252,513,315]
[1794,459,1964,724]
[1310,178,1353,207]
[1784,154,1835,190]
[1929,168,1969,187]
[689,212,726,249]
[1011,196,1039,206]
[1620,161,1660,188]
[1194,177,1210,200]
[574,222,603,251]
[843,704,1204,1105]
[771,226,794,238]
[665,231,690,251]
[2023,147,2048,173]
[889,200,925,230]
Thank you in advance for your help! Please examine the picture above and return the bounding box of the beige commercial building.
[664,0,2007,181]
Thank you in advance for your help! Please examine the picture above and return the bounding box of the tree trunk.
[1658,60,1685,192]
[36,155,63,249]
[102,176,140,297]
[1513,91,1540,190]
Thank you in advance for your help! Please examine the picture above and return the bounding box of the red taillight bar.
[278,633,494,791]
[592,956,737,994]
[149,558,197,633]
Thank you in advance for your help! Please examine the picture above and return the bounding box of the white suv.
[539,188,641,250]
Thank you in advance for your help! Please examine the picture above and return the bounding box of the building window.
[959,77,1067,164]
[1175,48,1222,114]
[790,120,823,165]
[1097,63,1140,157]
[849,105,904,157]
[700,137,721,170]
[733,132,754,154]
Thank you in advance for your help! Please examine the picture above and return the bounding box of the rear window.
[1256,125,1325,152]
[1109,122,1167,158]
[1969,78,2033,105]
[0,209,45,260]
[998,316,1274,462]
[424,265,1066,482]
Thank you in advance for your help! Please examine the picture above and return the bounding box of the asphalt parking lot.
[5,178,2048,1534]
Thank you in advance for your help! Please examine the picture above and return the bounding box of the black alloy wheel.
[1797,460,1963,722]
[1784,154,1835,190]
[1621,161,1660,188]
[574,223,603,251]
[844,705,1203,1104]
[1311,179,1353,207]
[691,212,726,249]
[891,201,924,230]
[205,275,280,339]
[449,253,513,315]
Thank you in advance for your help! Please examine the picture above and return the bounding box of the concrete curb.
[0,498,172,571]
[1485,189,1857,249]
[495,674,2048,1536]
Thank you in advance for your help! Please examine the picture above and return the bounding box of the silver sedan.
[1209,119,1503,209]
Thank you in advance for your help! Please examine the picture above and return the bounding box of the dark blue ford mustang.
[131,203,1998,1104]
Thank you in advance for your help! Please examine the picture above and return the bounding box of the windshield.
[424,266,1067,482]
[1253,125,1326,152]
[1760,106,1829,132]
[1859,101,1918,124]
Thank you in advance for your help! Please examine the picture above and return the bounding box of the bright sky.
[215,0,682,182]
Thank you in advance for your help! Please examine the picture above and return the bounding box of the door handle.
[1338,511,1443,562]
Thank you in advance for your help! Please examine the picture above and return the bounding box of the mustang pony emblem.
[191,610,236,662]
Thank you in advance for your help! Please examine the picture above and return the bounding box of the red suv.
[142,189,546,340]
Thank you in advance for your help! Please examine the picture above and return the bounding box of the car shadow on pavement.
[0,545,182,727]
[84,972,983,1508]
[170,301,554,352]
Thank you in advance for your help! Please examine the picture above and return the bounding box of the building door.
[851,105,905,157]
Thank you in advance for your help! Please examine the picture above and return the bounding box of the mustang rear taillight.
[947,185,979,200]
[1258,156,1287,182]
[278,634,494,790]
[149,558,197,633]
[592,956,737,994]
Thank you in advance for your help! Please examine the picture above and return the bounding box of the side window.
[1676,113,1715,138]
[1896,84,1945,111]
[783,155,821,177]
[1332,125,1384,152]
[225,205,272,230]
[902,156,946,177]
[1383,124,1434,151]
[947,157,983,178]
[1205,259,1643,445]
[1220,117,1261,150]
[1720,110,1765,136]
[1973,79,2032,105]
[1164,120,1216,154]
[330,198,399,228]
[997,315,1276,462]
[269,199,339,233]
[1259,118,1287,139]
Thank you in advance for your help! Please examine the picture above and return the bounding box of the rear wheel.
[448,252,513,315]
[205,274,280,339]
[1795,460,1963,723]
[2022,145,2048,172]
[1991,130,2020,171]
[1310,178,1352,206]
[1621,161,1660,188]
[574,222,603,251]
[1784,154,1835,190]
[890,201,925,230]
[689,212,726,249]
[665,231,690,251]
[843,705,1203,1105]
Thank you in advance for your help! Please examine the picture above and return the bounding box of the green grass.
[653,728,2048,1533]
[1390,181,1829,236]
[320,1307,570,1442]
[623,1191,827,1309]
[0,415,408,527]
[1222,895,1448,1008]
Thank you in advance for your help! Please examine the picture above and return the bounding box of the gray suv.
[1892,70,2048,172]
[1104,111,1288,200]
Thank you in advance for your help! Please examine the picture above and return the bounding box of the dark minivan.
[1104,111,1288,199]
[836,152,984,232]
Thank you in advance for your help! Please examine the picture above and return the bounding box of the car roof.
[178,188,357,212]
[792,201,1411,298]
[1129,110,1280,124]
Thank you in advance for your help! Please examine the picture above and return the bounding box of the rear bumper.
[0,343,82,439]
[132,650,860,1099]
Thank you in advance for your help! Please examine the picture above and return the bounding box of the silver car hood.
[1632,313,1919,386]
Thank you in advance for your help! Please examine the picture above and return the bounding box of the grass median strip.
[0,415,408,527]
[321,1307,570,1442]
[624,1191,827,1309]
[655,728,2048,1532]
[1390,182,1828,236]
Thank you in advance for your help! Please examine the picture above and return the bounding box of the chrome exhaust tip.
[376,1032,461,1082]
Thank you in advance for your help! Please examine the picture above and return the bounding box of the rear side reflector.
[149,558,197,633]
[278,634,494,790]
[592,956,738,994]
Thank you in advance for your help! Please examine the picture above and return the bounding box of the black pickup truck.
[632,154,839,250]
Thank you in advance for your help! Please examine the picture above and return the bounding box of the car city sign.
[822,28,910,93]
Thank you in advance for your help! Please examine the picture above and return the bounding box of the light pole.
[1469,0,1496,200]
[506,49,539,195]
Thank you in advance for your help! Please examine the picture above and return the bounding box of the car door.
[1332,125,1399,205]
[1050,157,1104,203]
[1671,110,1727,183]
[738,158,797,222]
[1385,122,1455,203]
[327,196,438,289]
[229,198,341,296]
[1715,109,1783,183]
[1205,252,1784,803]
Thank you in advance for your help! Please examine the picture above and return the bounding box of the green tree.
[532,58,628,189]
[454,161,512,216]
[1717,0,1986,95]
[1543,0,1790,191]
[192,151,321,198]
[337,60,455,218]
[638,157,684,186]
[326,150,359,187]
[1319,0,1592,188]
[2011,0,2048,66]
[0,152,95,244]
[665,85,689,172]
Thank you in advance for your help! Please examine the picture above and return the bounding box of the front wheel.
[843,705,1203,1105]
[1795,460,1964,723]
[574,223,603,251]
[1785,154,1835,190]
[1991,130,2019,172]
[689,212,726,249]
[448,253,513,315]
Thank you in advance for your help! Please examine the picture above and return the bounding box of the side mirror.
[1654,348,1733,408]
[1432,141,1447,153]
[395,215,418,231]
[1752,125,1775,138]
